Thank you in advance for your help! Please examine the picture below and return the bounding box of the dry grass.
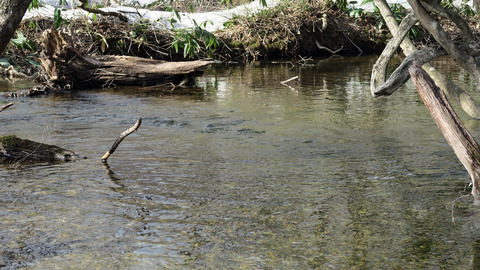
[216,1,388,60]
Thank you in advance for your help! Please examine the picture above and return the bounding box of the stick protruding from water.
[0,102,14,112]
[101,118,142,163]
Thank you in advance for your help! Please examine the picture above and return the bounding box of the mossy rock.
[0,135,79,164]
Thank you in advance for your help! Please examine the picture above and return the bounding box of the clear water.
[1,56,480,269]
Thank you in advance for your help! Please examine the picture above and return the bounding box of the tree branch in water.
[101,118,142,163]
[0,102,13,112]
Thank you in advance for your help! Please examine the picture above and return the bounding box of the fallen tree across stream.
[38,28,213,90]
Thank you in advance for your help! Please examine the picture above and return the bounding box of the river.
[1,55,480,269]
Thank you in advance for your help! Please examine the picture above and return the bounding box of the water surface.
[1,56,480,269]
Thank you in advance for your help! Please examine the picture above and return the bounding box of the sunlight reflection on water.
[1,56,480,269]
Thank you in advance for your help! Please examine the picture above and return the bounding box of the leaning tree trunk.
[372,0,480,118]
[409,62,480,203]
[370,12,418,95]
[407,0,480,84]
[0,0,31,55]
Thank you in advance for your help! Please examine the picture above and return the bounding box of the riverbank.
[3,1,394,78]
[13,0,478,90]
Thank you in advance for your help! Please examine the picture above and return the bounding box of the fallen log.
[0,135,79,164]
[409,62,480,203]
[38,28,213,90]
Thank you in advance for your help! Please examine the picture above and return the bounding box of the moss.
[0,135,22,148]
[0,135,79,164]
[229,40,242,47]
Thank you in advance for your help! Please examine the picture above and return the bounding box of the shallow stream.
[1,56,480,269]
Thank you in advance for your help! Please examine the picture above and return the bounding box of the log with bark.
[409,62,480,203]
[0,135,79,164]
[38,28,213,90]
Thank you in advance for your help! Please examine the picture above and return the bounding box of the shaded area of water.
[2,56,480,269]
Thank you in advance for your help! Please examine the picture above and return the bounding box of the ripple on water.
[0,57,478,269]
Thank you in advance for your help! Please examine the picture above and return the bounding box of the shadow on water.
[2,55,480,269]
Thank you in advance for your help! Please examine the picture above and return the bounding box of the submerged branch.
[280,76,299,84]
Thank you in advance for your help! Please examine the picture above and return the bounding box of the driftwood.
[0,102,13,112]
[0,135,79,164]
[102,118,142,163]
[38,28,213,90]
[409,62,480,203]
[0,66,30,80]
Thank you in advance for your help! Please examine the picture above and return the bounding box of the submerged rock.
[0,135,79,164]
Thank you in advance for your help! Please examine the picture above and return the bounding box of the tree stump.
[409,62,480,203]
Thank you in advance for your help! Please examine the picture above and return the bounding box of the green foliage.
[171,20,219,58]
[349,1,365,18]
[129,19,152,48]
[442,0,476,17]
[28,0,40,11]
[10,31,40,67]
[10,32,37,52]
[355,0,422,40]
[330,0,349,11]
[54,8,69,28]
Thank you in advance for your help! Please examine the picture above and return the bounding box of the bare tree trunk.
[409,62,480,202]
[373,46,446,96]
[0,0,31,55]
[407,0,480,84]
[420,0,474,42]
[475,0,480,14]
[370,12,417,95]
[373,0,480,118]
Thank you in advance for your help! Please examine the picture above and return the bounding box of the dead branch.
[407,0,480,84]
[0,102,13,112]
[409,62,480,202]
[370,12,417,96]
[280,76,299,84]
[101,118,142,163]
[78,0,129,22]
[373,46,446,96]
[315,41,343,55]
[374,0,480,118]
